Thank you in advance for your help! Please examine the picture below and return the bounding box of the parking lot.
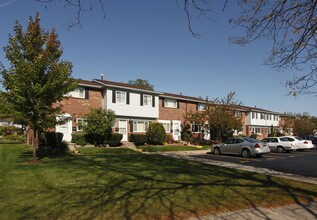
[196,150,317,178]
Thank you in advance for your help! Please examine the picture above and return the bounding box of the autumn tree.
[188,92,242,142]
[128,79,154,91]
[0,13,77,160]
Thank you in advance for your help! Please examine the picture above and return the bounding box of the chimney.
[100,74,104,80]
[180,91,183,96]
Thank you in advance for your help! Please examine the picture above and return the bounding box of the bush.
[181,124,192,143]
[84,108,116,146]
[3,133,26,143]
[71,132,87,146]
[40,132,66,150]
[146,122,166,145]
[130,134,148,146]
[107,133,123,147]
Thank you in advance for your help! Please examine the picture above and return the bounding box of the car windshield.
[295,136,304,140]
[242,137,258,143]
[280,137,289,142]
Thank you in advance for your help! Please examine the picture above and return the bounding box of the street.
[196,149,317,178]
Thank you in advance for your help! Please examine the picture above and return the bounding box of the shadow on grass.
[7,149,317,219]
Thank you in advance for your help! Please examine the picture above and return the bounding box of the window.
[252,112,255,119]
[261,138,269,143]
[192,124,202,133]
[116,91,126,104]
[256,127,261,134]
[269,114,272,120]
[161,122,170,133]
[260,113,265,120]
[133,121,149,132]
[224,139,235,144]
[235,111,242,117]
[164,98,177,108]
[197,103,205,111]
[68,87,85,98]
[143,95,152,106]
[76,118,86,131]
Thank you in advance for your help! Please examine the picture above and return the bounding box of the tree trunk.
[33,128,37,161]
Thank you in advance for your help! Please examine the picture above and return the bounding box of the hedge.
[130,134,147,146]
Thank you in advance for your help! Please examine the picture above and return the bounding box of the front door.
[56,114,72,142]
[118,120,128,141]
[172,120,181,141]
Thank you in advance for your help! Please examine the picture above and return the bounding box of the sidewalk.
[188,201,317,220]
[150,150,317,220]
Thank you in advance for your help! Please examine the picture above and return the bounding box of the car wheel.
[277,146,285,153]
[241,149,251,158]
[214,147,221,155]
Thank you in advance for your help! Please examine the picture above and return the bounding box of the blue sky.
[0,0,316,115]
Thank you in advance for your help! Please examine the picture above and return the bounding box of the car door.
[233,138,244,154]
[270,138,279,150]
[221,139,235,154]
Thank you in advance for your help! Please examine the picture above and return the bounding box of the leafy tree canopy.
[128,79,154,91]
[0,13,77,160]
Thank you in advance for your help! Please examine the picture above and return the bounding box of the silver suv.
[260,137,298,153]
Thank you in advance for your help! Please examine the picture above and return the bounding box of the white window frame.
[68,87,85,99]
[76,118,86,131]
[197,103,205,111]
[192,124,202,133]
[116,91,126,104]
[235,111,242,117]
[133,121,149,132]
[158,120,171,133]
[164,98,177,108]
[143,94,152,106]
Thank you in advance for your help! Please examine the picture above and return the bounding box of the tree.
[293,113,316,135]
[0,13,77,160]
[188,92,242,142]
[128,79,154,91]
[83,108,116,147]
[228,0,317,95]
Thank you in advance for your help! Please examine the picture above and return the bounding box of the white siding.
[106,89,159,118]
[246,112,279,126]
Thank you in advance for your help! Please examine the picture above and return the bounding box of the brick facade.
[56,88,103,131]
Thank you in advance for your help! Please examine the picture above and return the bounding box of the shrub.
[84,108,116,146]
[130,134,148,146]
[146,122,166,145]
[3,133,26,143]
[181,124,192,143]
[71,132,87,146]
[40,132,66,150]
[107,133,123,147]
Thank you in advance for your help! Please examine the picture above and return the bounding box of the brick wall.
[158,98,199,124]
[55,88,103,129]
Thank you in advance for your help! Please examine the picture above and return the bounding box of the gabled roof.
[93,79,163,94]
[161,92,206,103]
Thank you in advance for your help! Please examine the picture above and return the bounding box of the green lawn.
[137,145,210,152]
[1,144,317,219]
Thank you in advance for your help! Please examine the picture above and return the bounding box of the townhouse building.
[242,106,280,138]
[56,78,284,142]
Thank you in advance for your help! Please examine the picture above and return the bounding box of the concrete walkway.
[147,150,317,220]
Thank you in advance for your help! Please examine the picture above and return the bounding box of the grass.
[77,147,136,155]
[1,144,317,219]
[138,145,211,152]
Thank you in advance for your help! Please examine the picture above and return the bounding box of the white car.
[260,137,298,153]
[281,136,314,151]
